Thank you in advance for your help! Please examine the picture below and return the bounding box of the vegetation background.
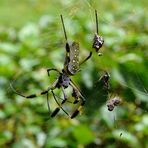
[0,0,147,147]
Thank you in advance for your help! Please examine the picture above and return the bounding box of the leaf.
[72,125,95,145]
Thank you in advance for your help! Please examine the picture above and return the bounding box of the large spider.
[11,10,104,118]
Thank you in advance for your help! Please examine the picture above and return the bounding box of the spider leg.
[54,93,73,104]
[49,86,73,117]
[71,95,85,119]
[10,83,47,98]
[95,9,99,34]
[51,86,68,107]
[80,51,92,65]
[10,79,58,99]
[61,86,68,104]
[49,89,72,117]
[70,80,86,105]
[46,92,51,114]
[51,86,79,118]
[47,68,61,76]
[50,90,70,117]
[70,80,86,118]
[70,85,80,104]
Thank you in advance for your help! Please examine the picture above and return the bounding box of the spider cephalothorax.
[56,71,70,89]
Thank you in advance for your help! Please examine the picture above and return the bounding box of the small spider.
[97,71,110,90]
[107,97,122,111]
[92,10,104,53]
[101,71,110,89]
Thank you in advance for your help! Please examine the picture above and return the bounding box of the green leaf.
[72,125,95,145]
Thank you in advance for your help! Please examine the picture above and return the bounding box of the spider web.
[2,1,147,142]
[5,0,145,110]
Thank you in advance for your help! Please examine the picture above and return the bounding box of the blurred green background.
[0,0,148,147]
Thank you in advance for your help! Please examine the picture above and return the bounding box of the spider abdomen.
[68,42,79,75]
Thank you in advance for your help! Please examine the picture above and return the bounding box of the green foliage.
[73,125,95,145]
[0,0,147,147]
